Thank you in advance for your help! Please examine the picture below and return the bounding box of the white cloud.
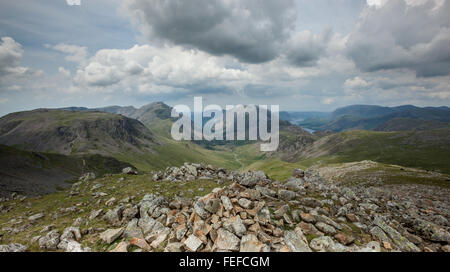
[2,2,450,113]
[48,43,88,66]
[0,37,44,94]
[66,0,81,6]
[58,67,71,77]
[72,44,253,94]
[321,97,335,105]
[367,0,444,8]
[345,76,370,89]
[0,37,28,78]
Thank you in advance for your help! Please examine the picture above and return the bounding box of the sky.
[0,0,449,116]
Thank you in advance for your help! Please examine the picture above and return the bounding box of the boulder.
[224,216,247,237]
[185,165,198,177]
[214,229,240,251]
[89,209,103,220]
[240,234,268,252]
[122,167,138,175]
[357,241,381,252]
[79,172,96,181]
[285,178,304,192]
[238,198,253,209]
[39,230,60,250]
[284,227,311,252]
[310,236,337,252]
[99,228,124,244]
[103,205,124,226]
[292,168,305,178]
[123,218,144,239]
[278,190,296,201]
[0,243,27,252]
[28,213,45,222]
[130,237,151,251]
[220,196,234,211]
[184,234,203,252]
[204,198,221,214]
[413,219,450,243]
[110,241,130,252]
[66,241,90,252]
[165,242,184,252]
[316,222,337,235]
[373,215,420,252]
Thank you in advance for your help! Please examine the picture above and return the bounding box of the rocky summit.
[0,163,449,252]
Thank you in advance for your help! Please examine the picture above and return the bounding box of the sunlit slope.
[114,119,264,171]
[246,128,450,179]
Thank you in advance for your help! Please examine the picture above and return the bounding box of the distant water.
[302,127,315,134]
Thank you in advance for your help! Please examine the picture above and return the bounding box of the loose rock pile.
[1,163,449,252]
[152,163,238,183]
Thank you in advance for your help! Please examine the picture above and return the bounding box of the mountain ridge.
[0,109,157,156]
[291,104,450,132]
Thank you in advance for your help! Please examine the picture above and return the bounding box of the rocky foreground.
[0,163,449,252]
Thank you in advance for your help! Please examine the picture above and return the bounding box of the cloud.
[72,44,253,94]
[0,37,43,92]
[345,76,370,89]
[122,0,297,63]
[285,28,333,67]
[66,0,81,6]
[0,37,28,78]
[48,43,88,66]
[367,0,445,8]
[2,1,450,115]
[58,67,71,77]
[348,0,450,77]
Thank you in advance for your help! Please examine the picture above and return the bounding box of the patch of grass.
[306,234,320,243]
[300,129,450,174]
[316,161,450,188]
[346,222,362,234]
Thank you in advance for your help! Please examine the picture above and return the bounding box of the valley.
[0,102,449,252]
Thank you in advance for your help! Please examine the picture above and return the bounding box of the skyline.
[0,0,449,116]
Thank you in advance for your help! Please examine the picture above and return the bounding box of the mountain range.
[283,104,450,132]
[0,102,449,197]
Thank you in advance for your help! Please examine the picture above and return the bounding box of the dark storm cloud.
[285,28,332,67]
[347,0,450,77]
[123,0,297,63]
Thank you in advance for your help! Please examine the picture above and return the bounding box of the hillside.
[0,145,132,197]
[2,103,448,197]
[375,118,450,131]
[61,103,310,171]
[0,109,156,156]
[297,105,450,132]
[62,103,262,171]
[297,128,450,174]
[62,102,174,128]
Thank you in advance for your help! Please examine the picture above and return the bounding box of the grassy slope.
[299,129,450,174]
[4,106,448,189]
[313,161,450,188]
[245,128,450,182]
[0,145,131,179]
[3,110,123,125]
[0,109,155,156]
[113,119,263,172]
